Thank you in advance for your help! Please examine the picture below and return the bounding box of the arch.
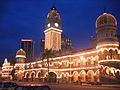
[72,71,78,82]
[87,70,94,83]
[95,70,100,82]
[29,71,36,82]
[109,68,115,76]
[29,71,36,78]
[109,49,113,59]
[80,60,86,66]
[65,72,69,81]
[73,59,79,66]
[80,70,86,82]
[48,72,57,83]
[24,72,29,81]
[100,65,105,72]
[60,73,65,83]
[113,49,118,59]
[44,71,58,78]
[66,60,69,67]
[61,61,66,67]
[103,50,108,60]
[36,71,41,78]
[60,73,65,78]
[116,70,120,78]
[24,72,29,78]
[104,66,110,75]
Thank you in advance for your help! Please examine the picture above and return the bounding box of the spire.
[3,58,10,67]
[51,5,56,10]
[103,8,107,14]
[4,58,8,63]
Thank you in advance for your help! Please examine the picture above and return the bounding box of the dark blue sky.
[0,0,120,61]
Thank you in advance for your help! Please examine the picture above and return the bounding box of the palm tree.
[41,49,56,82]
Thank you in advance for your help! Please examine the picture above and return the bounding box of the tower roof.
[96,12,117,28]
[4,58,8,64]
[3,58,10,67]
[16,49,26,58]
[47,6,60,19]
[51,6,56,10]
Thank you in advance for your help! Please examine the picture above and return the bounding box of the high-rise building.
[21,39,34,62]
[40,39,45,56]
[61,34,72,51]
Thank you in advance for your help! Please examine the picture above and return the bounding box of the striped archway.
[29,71,36,82]
[87,70,94,83]
[80,70,86,82]
[72,71,78,82]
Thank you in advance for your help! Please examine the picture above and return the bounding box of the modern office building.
[40,39,45,56]
[21,39,34,62]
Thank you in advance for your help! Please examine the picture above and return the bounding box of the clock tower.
[44,6,62,51]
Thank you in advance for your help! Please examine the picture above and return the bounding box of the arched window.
[87,70,94,83]
[72,71,78,82]
[80,70,86,82]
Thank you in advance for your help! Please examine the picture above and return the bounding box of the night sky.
[0,0,120,61]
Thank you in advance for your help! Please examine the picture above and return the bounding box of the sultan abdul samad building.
[2,7,120,83]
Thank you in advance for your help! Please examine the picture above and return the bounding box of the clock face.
[47,23,50,27]
[54,23,59,27]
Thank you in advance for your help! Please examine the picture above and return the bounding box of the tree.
[41,49,56,82]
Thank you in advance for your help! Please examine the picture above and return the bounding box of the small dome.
[96,13,117,28]
[16,49,26,56]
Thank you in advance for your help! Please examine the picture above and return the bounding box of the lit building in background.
[40,39,45,56]
[40,34,72,56]
[61,34,72,51]
[21,39,34,62]
[2,7,120,83]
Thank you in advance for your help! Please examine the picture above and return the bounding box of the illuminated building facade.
[21,39,34,62]
[2,7,120,83]
[44,6,62,51]
[61,34,72,51]
[40,34,72,56]
[2,58,13,80]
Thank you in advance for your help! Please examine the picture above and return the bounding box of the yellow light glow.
[44,27,62,33]
[98,60,120,63]
[16,55,26,58]
[96,44,119,49]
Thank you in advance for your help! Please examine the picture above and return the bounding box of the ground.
[16,82,120,90]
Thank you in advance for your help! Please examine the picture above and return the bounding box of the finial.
[4,58,8,63]
[20,48,23,50]
[51,5,56,10]
[103,8,107,14]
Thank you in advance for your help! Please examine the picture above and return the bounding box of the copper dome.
[47,8,60,19]
[96,13,117,28]
[16,49,26,56]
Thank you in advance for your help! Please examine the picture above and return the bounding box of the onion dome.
[16,49,26,58]
[96,13,117,28]
[47,6,60,19]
